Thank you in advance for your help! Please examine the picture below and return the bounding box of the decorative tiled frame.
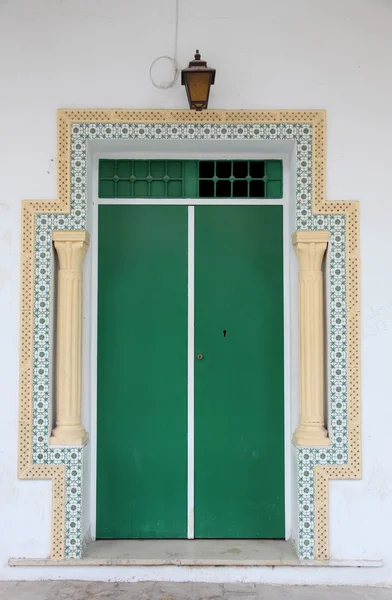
[18,109,360,561]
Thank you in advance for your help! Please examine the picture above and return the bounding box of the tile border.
[18,109,360,560]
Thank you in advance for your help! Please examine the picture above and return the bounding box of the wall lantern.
[181,50,216,111]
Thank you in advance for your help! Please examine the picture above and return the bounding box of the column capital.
[52,231,90,272]
[52,230,90,244]
[292,230,329,274]
[292,230,330,246]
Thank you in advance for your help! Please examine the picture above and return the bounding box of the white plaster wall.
[0,0,392,585]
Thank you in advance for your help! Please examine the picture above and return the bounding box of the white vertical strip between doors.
[187,205,195,539]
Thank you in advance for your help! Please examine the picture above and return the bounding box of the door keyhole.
[223,330,227,337]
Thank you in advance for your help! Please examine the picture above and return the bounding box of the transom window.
[99,159,283,199]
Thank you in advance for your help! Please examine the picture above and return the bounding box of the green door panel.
[194,205,285,539]
[97,205,188,538]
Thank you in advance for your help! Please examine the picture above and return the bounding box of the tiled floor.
[0,582,391,600]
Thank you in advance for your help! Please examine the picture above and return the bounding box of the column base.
[50,425,89,446]
[293,425,331,447]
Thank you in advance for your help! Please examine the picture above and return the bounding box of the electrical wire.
[149,0,180,89]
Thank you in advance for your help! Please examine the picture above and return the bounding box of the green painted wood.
[194,205,285,539]
[98,159,283,199]
[183,161,198,198]
[97,205,188,539]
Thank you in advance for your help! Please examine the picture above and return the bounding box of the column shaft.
[50,230,90,446]
[293,230,330,447]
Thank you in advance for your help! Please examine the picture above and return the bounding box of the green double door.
[97,204,284,539]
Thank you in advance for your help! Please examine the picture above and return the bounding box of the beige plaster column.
[50,231,90,446]
[293,230,331,447]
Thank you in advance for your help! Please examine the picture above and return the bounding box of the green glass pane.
[216,161,231,179]
[233,180,248,198]
[199,161,214,178]
[168,181,182,198]
[117,180,132,198]
[99,180,115,198]
[134,180,149,197]
[216,180,231,198]
[232,161,248,178]
[150,161,165,179]
[167,161,182,179]
[249,161,265,179]
[266,180,283,198]
[134,161,149,178]
[199,180,215,198]
[117,161,132,179]
[151,181,165,197]
[100,160,116,178]
[250,180,265,198]
[265,160,282,179]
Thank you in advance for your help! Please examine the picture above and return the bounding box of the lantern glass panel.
[186,72,211,106]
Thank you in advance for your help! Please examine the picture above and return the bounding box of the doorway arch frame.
[18,109,361,561]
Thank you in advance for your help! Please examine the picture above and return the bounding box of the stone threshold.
[9,539,383,568]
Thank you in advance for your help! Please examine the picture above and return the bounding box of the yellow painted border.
[18,109,360,560]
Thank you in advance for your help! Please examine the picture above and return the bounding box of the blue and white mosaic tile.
[32,122,347,559]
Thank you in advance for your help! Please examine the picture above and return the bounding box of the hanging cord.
[149,0,180,89]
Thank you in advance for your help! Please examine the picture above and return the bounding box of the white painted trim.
[287,146,299,547]
[187,206,195,539]
[89,158,99,540]
[282,155,292,541]
[97,198,284,206]
[90,141,293,160]
[89,150,292,543]
[325,234,332,437]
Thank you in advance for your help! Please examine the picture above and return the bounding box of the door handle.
[197,354,203,360]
